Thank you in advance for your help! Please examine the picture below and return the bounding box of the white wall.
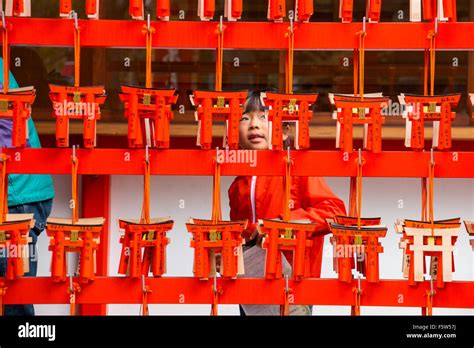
[34,175,474,315]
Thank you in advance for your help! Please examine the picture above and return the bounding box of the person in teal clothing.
[0,58,55,315]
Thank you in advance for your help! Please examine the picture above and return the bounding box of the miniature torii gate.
[120,15,178,149]
[46,147,105,284]
[118,148,174,278]
[186,149,246,281]
[328,149,387,282]
[398,18,460,151]
[258,150,319,283]
[262,91,317,151]
[190,90,248,150]
[186,149,247,316]
[329,215,386,283]
[395,218,460,288]
[120,86,178,148]
[329,18,388,154]
[261,18,318,151]
[331,94,388,153]
[399,93,461,151]
[187,218,246,280]
[395,151,460,289]
[327,151,387,316]
[0,154,34,280]
[49,12,106,148]
[119,218,173,278]
[0,12,36,148]
[258,218,316,281]
[328,151,387,284]
[190,17,248,150]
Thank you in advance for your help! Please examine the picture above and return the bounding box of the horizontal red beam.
[1,277,473,308]
[2,18,474,50]
[2,149,473,178]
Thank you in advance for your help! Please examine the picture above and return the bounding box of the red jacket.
[228,176,347,277]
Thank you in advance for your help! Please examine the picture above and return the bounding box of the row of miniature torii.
[1,143,472,292]
[3,0,459,23]
[3,209,473,287]
[7,84,470,152]
[59,89,468,152]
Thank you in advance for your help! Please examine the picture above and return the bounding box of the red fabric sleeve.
[289,177,347,234]
[286,177,347,277]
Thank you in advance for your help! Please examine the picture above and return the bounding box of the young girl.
[228,90,347,315]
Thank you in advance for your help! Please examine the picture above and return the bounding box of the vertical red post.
[78,175,110,315]
[371,108,382,153]
[437,102,452,150]
[200,98,213,150]
[342,108,353,153]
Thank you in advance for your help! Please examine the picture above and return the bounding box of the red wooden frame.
[1,149,472,178]
[2,18,474,50]
[1,277,473,309]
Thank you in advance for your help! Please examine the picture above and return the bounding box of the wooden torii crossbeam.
[395,218,461,288]
[118,217,174,277]
[187,218,246,279]
[399,93,461,151]
[330,94,388,153]
[120,87,178,148]
[262,92,317,150]
[329,216,387,283]
[464,221,474,250]
[190,90,248,150]
[258,218,317,281]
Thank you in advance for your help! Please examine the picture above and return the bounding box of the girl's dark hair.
[243,90,266,115]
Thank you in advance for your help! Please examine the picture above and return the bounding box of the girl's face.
[239,110,270,150]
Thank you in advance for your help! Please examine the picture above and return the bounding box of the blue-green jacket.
[0,60,55,206]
